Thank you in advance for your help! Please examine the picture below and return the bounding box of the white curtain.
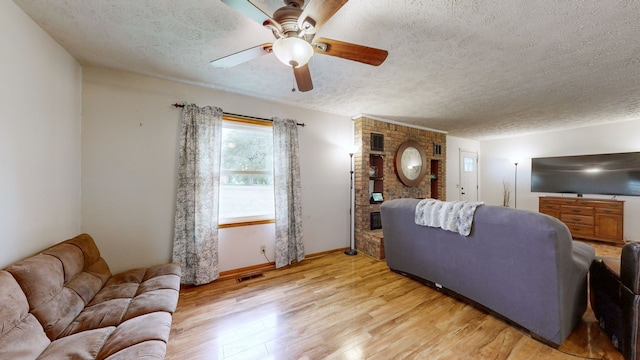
[172,104,222,285]
[272,118,304,268]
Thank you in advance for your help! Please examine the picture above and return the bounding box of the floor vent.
[236,273,264,283]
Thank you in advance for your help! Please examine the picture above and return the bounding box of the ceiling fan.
[211,0,388,92]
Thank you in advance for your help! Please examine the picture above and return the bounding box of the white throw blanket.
[415,199,484,236]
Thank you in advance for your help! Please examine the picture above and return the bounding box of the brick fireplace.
[353,116,446,260]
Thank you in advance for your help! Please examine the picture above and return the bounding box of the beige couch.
[0,233,181,359]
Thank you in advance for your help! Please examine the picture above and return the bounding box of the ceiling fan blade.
[298,0,348,34]
[221,0,271,24]
[313,38,388,66]
[293,64,313,92]
[210,44,273,68]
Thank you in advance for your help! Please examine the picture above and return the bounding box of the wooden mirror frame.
[395,140,428,187]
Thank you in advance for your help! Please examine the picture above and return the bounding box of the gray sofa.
[380,198,595,346]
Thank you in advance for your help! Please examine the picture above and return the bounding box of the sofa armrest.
[621,242,640,294]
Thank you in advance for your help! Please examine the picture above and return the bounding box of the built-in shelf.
[369,154,384,195]
[430,159,440,200]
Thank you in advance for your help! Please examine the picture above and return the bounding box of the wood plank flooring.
[166,241,624,360]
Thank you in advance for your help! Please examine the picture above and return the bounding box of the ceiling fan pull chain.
[291,71,296,92]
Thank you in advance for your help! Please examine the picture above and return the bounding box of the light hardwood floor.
[166,241,623,360]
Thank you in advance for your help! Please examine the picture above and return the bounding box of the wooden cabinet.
[539,197,624,244]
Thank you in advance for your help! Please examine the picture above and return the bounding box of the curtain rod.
[171,103,305,127]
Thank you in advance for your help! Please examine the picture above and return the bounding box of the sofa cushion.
[123,289,179,322]
[60,263,180,338]
[138,274,181,294]
[96,312,172,359]
[89,283,139,305]
[58,299,130,338]
[59,234,112,286]
[37,327,115,360]
[63,233,104,267]
[32,286,87,339]
[84,257,112,285]
[103,340,167,360]
[5,254,65,311]
[0,271,51,359]
[91,265,180,317]
[142,263,182,281]
[0,271,30,337]
[105,268,147,287]
[66,271,106,304]
[42,243,84,282]
[0,314,50,360]
[6,253,87,340]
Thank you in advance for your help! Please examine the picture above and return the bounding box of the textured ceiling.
[12,0,640,140]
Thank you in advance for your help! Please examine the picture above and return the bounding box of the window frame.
[218,114,275,228]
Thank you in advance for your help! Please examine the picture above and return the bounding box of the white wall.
[81,66,353,273]
[446,136,481,201]
[480,121,640,241]
[0,1,82,268]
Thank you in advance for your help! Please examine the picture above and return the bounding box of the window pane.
[463,156,475,173]
[219,184,274,221]
[219,121,274,223]
[221,123,273,173]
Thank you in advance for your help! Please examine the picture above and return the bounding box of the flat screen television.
[531,152,640,196]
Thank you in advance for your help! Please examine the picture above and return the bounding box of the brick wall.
[353,116,446,257]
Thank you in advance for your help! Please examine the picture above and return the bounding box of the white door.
[460,150,478,201]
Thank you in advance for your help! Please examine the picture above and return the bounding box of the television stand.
[539,196,624,245]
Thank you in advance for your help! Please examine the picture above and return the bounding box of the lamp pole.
[345,152,357,256]
[514,162,518,208]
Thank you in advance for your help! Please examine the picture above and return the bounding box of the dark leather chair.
[590,242,640,360]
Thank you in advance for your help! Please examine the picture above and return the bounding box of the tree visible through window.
[219,120,275,224]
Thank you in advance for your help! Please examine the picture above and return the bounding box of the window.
[219,118,274,226]
[463,156,475,173]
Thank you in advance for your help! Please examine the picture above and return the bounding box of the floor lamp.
[514,162,518,208]
[345,152,357,256]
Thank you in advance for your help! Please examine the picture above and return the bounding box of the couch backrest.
[381,198,594,346]
[0,270,51,358]
[4,233,112,340]
[622,242,640,294]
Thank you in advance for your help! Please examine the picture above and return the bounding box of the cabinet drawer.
[539,203,560,212]
[560,214,595,225]
[578,200,603,207]
[540,198,575,205]
[593,201,623,209]
[566,223,594,237]
[561,205,594,216]
[595,207,623,215]
[541,210,560,219]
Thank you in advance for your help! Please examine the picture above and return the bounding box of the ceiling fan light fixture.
[272,37,314,68]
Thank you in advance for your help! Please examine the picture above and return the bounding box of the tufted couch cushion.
[0,233,181,359]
